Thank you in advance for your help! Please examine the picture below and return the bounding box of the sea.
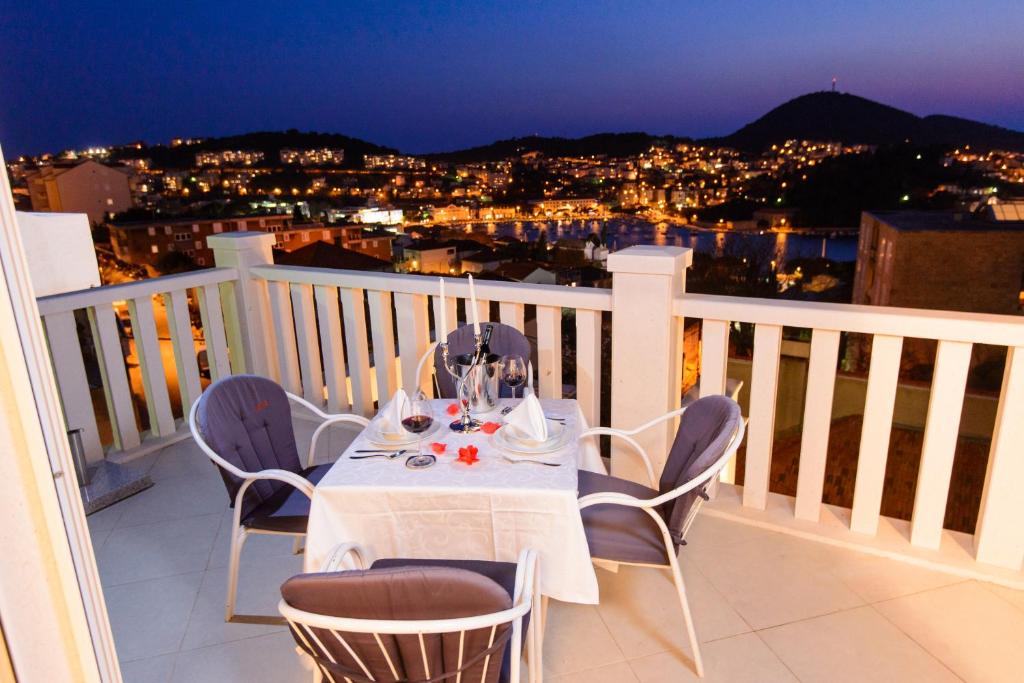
[450,217,858,265]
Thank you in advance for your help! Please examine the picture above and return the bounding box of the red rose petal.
[480,422,500,435]
[446,403,460,416]
[430,442,447,454]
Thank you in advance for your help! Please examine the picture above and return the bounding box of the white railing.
[36,267,239,463]
[677,293,1024,570]
[245,264,610,427]
[34,234,1024,575]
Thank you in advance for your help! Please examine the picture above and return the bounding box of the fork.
[502,455,561,467]
[350,450,409,460]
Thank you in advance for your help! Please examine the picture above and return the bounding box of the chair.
[189,374,369,623]
[279,543,542,683]
[576,395,745,677]
[413,322,533,398]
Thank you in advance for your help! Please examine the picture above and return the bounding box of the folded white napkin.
[378,389,410,435]
[504,391,548,443]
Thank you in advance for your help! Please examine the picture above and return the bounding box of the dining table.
[303,397,606,604]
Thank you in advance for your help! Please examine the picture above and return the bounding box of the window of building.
[151,245,159,254]
[212,222,222,233]
[185,250,195,257]
[192,224,199,232]
[164,226,172,235]
[322,230,330,240]
[106,198,114,206]
[302,232,310,242]
[197,257,205,265]
[194,240,202,250]
[147,227,156,236]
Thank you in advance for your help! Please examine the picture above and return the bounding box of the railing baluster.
[367,290,398,401]
[499,301,525,332]
[700,319,734,482]
[339,287,373,416]
[163,289,202,414]
[314,285,351,413]
[536,305,562,399]
[743,323,783,510]
[974,345,1024,569]
[575,308,602,426]
[394,292,431,396]
[850,334,903,535]
[474,298,490,324]
[794,328,841,521]
[42,311,104,462]
[910,340,973,549]
[266,281,301,394]
[88,304,140,450]
[127,295,175,437]
[196,283,231,381]
[291,283,325,406]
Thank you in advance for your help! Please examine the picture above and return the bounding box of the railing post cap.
[207,231,276,250]
[606,245,693,275]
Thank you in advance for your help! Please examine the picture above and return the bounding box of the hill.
[709,91,1024,152]
[426,132,690,162]
[112,130,398,169]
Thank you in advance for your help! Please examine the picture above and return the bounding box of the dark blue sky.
[2,1,1022,157]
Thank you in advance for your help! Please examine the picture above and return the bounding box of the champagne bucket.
[454,352,502,413]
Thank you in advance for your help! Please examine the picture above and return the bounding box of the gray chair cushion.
[242,464,330,533]
[194,375,302,521]
[577,470,671,566]
[659,396,742,544]
[433,323,532,399]
[281,561,515,683]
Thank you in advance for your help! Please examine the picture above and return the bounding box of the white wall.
[16,212,100,297]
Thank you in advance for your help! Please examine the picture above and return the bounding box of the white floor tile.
[875,581,1024,683]
[106,572,203,662]
[119,653,176,683]
[594,562,749,660]
[814,544,966,603]
[169,631,307,683]
[180,553,302,651]
[98,513,220,586]
[760,605,959,683]
[148,439,220,482]
[689,528,863,630]
[981,581,1024,614]
[551,661,639,682]
[88,500,126,533]
[628,633,797,683]
[542,602,626,677]
[112,472,228,528]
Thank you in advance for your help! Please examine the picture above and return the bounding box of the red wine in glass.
[401,415,434,433]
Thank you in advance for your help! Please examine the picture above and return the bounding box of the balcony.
[17,232,1024,680]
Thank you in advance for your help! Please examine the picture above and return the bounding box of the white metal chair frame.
[577,405,746,677]
[413,340,533,397]
[279,543,543,683]
[188,391,370,623]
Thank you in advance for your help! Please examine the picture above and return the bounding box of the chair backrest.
[433,323,532,399]
[193,375,301,519]
[659,395,743,544]
[280,565,514,683]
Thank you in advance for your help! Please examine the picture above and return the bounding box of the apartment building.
[26,160,133,223]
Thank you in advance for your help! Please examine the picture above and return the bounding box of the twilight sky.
[2,1,1023,157]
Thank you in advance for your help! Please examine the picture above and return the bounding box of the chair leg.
[292,534,304,555]
[667,558,704,677]
[225,524,248,622]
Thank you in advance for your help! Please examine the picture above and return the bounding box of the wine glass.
[401,390,433,456]
[501,355,528,400]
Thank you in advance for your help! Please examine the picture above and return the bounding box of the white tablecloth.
[304,398,605,604]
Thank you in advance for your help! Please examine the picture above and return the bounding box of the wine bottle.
[476,323,494,363]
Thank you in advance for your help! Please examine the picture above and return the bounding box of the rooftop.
[868,210,1024,233]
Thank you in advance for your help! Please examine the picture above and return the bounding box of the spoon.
[350,450,409,460]
[502,455,561,467]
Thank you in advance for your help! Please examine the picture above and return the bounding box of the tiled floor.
[91,422,1024,682]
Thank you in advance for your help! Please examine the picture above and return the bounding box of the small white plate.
[364,418,442,447]
[494,422,571,455]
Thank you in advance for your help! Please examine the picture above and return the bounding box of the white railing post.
[607,246,692,483]
[209,232,276,378]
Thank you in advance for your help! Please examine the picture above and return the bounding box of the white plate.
[364,418,443,447]
[493,422,572,455]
